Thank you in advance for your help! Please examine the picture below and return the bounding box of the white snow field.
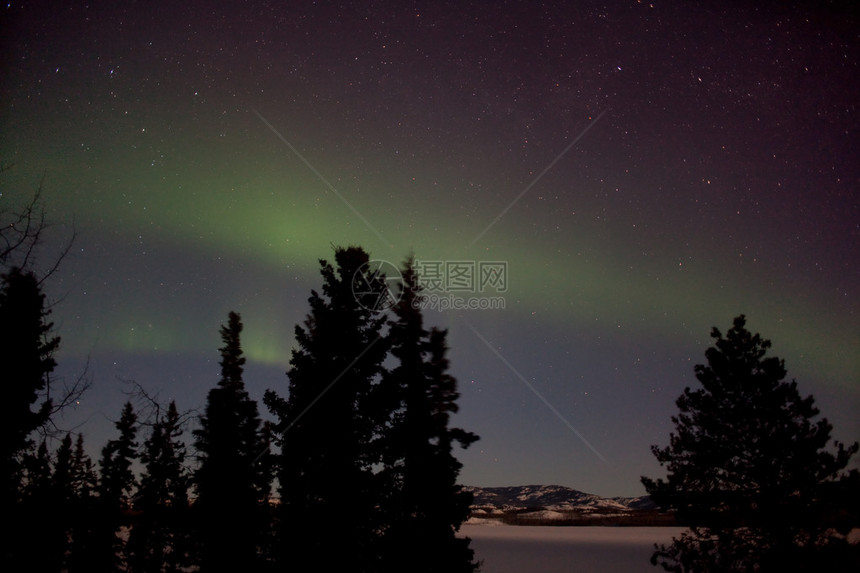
[460,525,687,573]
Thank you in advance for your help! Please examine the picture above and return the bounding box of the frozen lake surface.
[460,525,687,573]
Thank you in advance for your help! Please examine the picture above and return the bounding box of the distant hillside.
[464,485,673,526]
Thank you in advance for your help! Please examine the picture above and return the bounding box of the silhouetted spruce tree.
[642,315,860,572]
[15,439,67,570]
[100,401,139,510]
[66,433,100,573]
[97,401,139,571]
[129,400,191,573]
[255,419,275,503]
[50,433,78,566]
[22,439,52,498]
[0,183,86,569]
[193,311,270,572]
[254,418,277,567]
[378,259,480,573]
[14,440,53,570]
[54,432,75,501]
[1,180,83,504]
[264,246,389,572]
[71,432,98,500]
[0,267,58,507]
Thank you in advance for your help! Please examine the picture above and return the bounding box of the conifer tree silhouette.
[642,315,860,572]
[49,433,78,567]
[265,246,389,572]
[16,439,67,570]
[22,439,52,498]
[99,402,139,510]
[193,311,269,572]
[0,184,88,569]
[129,400,190,572]
[66,433,100,573]
[379,259,479,573]
[0,267,58,506]
[97,401,139,571]
[71,433,98,500]
[54,433,76,502]
[10,434,93,571]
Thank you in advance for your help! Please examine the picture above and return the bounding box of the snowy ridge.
[465,485,655,512]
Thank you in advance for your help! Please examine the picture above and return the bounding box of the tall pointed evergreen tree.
[99,401,139,510]
[54,432,76,501]
[71,433,97,500]
[22,439,52,498]
[193,311,269,572]
[129,400,190,573]
[97,401,139,572]
[16,439,68,570]
[642,315,859,572]
[66,433,100,573]
[264,246,389,572]
[50,433,78,568]
[0,267,58,506]
[22,440,53,499]
[379,259,479,573]
[139,401,188,510]
[0,189,82,568]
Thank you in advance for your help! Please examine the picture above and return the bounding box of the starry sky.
[1,1,858,497]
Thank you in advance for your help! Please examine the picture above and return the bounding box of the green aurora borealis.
[17,130,855,384]
[2,1,858,496]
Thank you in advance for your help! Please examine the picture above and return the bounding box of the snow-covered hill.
[463,485,665,526]
[465,485,656,512]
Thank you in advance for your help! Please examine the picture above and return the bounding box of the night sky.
[2,1,858,497]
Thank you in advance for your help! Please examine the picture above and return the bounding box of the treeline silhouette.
[1,245,480,572]
[642,315,860,572]
[3,183,858,572]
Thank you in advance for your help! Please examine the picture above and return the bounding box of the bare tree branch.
[1,169,77,282]
[36,355,94,440]
[2,168,85,438]
[121,377,198,429]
